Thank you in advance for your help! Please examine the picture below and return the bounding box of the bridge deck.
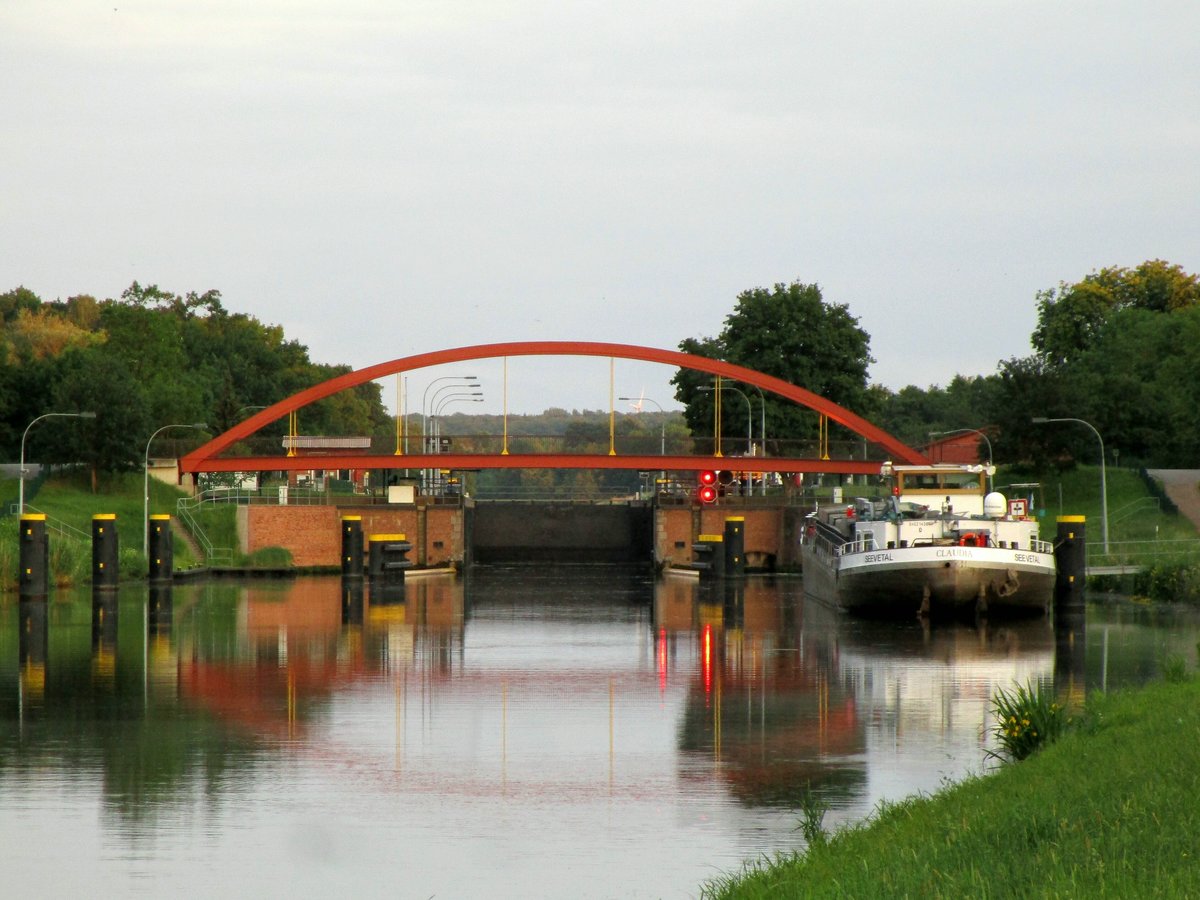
[180,452,888,475]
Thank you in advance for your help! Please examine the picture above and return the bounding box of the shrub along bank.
[702,677,1200,898]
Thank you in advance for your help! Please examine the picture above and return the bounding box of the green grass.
[0,469,206,586]
[703,677,1200,899]
[1025,465,1198,544]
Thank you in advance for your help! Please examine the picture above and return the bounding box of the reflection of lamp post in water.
[19,411,96,514]
[1032,416,1109,555]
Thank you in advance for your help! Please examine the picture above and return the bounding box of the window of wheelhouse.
[897,470,985,494]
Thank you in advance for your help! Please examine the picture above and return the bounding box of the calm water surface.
[2,568,1198,899]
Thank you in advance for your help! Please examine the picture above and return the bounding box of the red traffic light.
[698,484,718,504]
[699,470,717,486]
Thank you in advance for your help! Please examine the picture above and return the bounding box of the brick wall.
[245,504,462,568]
[246,503,796,570]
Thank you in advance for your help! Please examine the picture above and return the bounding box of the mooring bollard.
[18,513,50,598]
[723,517,745,579]
[368,533,413,583]
[692,533,725,580]
[148,514,174,583]
[1054,516,1086,615]
[92,514,119,589]
[342,516,364,578]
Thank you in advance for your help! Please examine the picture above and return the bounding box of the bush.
[245,546,294,568]
[49,535,88,586]
[988,680,1070,762]
[1134,561,1200,604]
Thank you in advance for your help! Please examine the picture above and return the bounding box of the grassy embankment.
[0,470,240,589]
[703,466,1200,897]
[1022,465,1200,602]
[703,676,1200,898]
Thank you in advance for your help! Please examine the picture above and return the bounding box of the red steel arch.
[179,341,928,474]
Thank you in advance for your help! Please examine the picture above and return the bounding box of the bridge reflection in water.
[3,572,1196,897]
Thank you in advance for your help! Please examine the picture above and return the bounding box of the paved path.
[1147,469,1200,531]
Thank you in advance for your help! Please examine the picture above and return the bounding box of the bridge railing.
[201,433,896,465]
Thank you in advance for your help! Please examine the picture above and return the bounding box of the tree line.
[0,283,392,484]
[674,260,1200,471]
[4,259,1196,490]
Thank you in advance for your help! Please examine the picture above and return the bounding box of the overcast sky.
[3,1,1197,416]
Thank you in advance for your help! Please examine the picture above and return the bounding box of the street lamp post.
[144,423,207,559]
[928,428,994,491]
[419,376,479,492]
[432,395,484,495]
[1032,416,1109,554]
[19,411,97,514]
[620,395,669,492]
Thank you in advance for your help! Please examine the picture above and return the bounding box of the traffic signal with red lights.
[698,470,718,503]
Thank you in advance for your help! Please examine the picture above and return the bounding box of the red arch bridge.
[178,341,929,481]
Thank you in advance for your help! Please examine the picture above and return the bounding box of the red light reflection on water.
[657,628,668,695]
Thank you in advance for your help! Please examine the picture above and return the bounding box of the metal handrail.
[175,496,235,566]
[15,504,90,544]
[835,534,878,556]
[1087,538,1200,569]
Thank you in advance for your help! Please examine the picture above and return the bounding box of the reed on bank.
[702,677,1200,898]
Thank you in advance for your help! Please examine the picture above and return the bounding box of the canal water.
[2,567,1198,899]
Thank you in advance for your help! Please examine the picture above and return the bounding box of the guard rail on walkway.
[1086,538,1200,575]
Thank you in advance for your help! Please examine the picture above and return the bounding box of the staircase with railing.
[175,496,235,566]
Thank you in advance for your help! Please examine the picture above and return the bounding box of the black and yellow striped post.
[18,513,49,598]
[92,514,119,589]
[148,514,174,583]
